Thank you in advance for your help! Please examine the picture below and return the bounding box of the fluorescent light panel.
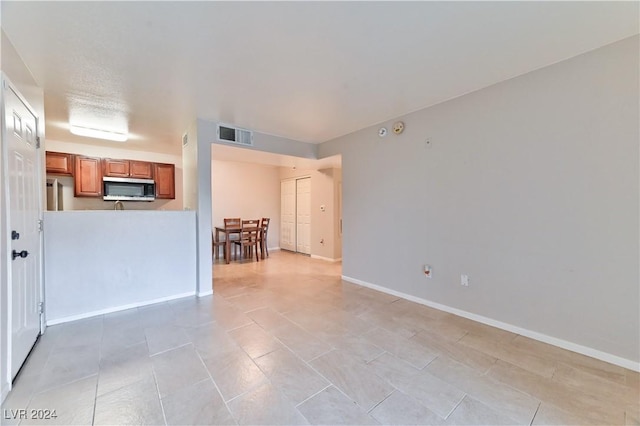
[70,125,128,142]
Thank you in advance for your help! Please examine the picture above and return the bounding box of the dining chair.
[224,217,241,227]
[259,217,270,258]
[233,219,260,262]
[224,217,241,258]
[212,231,226,260]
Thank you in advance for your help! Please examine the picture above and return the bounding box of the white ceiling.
[2,1,638,157]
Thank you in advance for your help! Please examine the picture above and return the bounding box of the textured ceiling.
[2,1,638,156]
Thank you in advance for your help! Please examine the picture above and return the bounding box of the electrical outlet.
[423,265,432,278]
[461,274,469,286]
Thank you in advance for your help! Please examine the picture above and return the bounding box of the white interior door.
[280,180,296,251]
[4,81,41,380]
[296,177,311,255]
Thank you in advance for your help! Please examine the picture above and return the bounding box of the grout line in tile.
[365,350,388,365]
[454,330,469,343]
[222,379,270,406]
[443,391,466,420]
[418,353,440,371]
[294,384,332,408]
[305,347,334,363]
[366,388,396,414]
[31,372,98,400]
[225,322,255,333]
[193,346,238,425]
[90,371,99,426]
[148,342,191,358]
[529,401,541,426]
[150,359,169,426]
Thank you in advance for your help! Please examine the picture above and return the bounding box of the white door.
[280,180,296,251]
[296,177,311,255]
[4,81,41,380]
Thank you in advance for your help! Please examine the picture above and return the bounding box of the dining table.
[215,225,264,264]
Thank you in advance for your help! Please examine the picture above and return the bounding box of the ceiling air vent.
[217,124,253,146]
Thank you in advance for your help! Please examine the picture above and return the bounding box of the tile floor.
[2,251,639,425]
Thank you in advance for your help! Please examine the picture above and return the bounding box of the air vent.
[182,133,188,147]
[217,124,253,146]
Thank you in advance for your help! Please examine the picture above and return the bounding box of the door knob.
[12,250,29,260]
[11,230,20,240]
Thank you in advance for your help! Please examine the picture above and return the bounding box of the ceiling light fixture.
[70,125,128,142]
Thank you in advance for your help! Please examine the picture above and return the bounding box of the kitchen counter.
[43,210,197,324]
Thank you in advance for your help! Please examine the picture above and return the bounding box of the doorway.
[280,177,311,255]
[2,78,42,383]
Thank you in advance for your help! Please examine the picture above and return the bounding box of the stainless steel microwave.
[103,177,155,201]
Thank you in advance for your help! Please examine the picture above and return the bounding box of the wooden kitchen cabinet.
[103,158,153,179]
[45,151,73,175]
[129,161,153,179]
[102,158,130,177]
[74,155,102,197]
[153,163,175,199]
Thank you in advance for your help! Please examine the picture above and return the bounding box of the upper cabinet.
[102,158,129,177]
[47,151,174,200]
[74,155,102,197]
[130,161,153,179]
[45,151,73,176]
[153,163,175,199]
[103,159,153,179]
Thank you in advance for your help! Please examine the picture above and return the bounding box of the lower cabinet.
[74,155,102,197]
[154,163,175,199]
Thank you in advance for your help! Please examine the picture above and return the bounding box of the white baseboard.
[46,292,196,326]
[268,246,281,252]
[342,275,640,372]
[197,290,213,297]
[311,254,342,262]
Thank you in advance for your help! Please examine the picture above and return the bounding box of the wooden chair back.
[240,226,259,242]
[234,219,260,262]
[242,219,260,228]
[260,217,271,258]
[224,217,241,229]
[260,217,270,233]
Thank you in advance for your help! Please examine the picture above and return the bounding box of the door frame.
[0,74,44,402]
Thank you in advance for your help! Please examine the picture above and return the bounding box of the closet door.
[280,179,296,251]
[296,177,311,255]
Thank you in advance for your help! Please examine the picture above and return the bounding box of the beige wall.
[319,36,639,367]
[279,167,342,260]
[211,159,281,250]
[45,139,183,211]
